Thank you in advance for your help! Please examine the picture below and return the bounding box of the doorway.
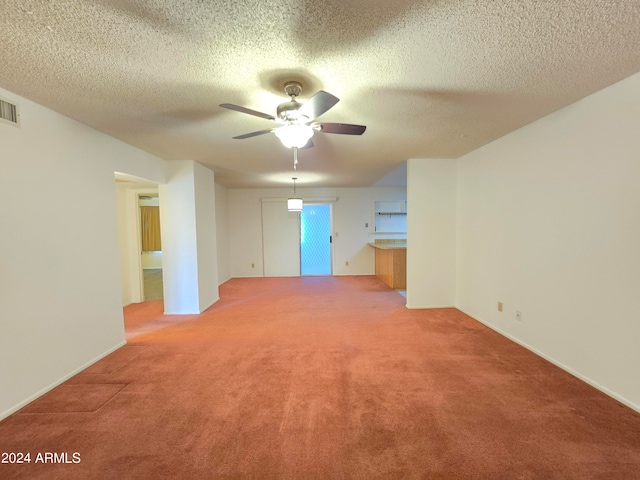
[300,204,332,275]
[139,194,163,301]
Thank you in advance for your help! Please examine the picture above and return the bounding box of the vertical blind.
[140,206,162,251]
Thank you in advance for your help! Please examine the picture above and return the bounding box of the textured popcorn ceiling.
[2,1,640,187]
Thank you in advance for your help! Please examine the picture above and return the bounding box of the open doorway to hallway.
[139,193,163,301]
[115,172,163,309]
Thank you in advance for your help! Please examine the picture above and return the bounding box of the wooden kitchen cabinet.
[370,242,407,289]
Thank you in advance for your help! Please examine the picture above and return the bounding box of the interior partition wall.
[261,199,301,276]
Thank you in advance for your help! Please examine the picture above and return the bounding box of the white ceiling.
[2,1,640,188]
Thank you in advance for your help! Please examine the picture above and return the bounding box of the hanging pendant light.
[288,177,303,212]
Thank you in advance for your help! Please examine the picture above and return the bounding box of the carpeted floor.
[1,276,639,479]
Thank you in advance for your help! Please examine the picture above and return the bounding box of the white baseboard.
[406,304,455,309]
[458,308,640,414]
[0,340,127,421]
[199,296,220,313]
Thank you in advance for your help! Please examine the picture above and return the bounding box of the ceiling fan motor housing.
[284,81,302,98]
[277,100,305,122]
[276,81,309,123]
[278,81,306,122]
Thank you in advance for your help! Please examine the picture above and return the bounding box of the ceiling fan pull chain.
[293,147,298,170]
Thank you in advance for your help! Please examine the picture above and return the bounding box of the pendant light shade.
[288,177,303,212]
[287,197,303,212]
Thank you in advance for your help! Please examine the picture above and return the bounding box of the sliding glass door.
[300,204,332,275]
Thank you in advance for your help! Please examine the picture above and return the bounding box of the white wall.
[215,183,231,285]
[0,87,166,419]
[159,161,200,313]
[228,187,407,277]
[262,200,301,276]
[193,162,219,312]
[141,252,163,269]
[159,161,219,314]
[406,159,457,308]
[456,72,640,410]
[116,185,134,305]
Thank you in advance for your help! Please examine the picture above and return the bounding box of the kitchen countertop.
[368,241,407,249]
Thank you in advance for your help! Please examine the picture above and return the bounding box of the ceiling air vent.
[0,97,19,127]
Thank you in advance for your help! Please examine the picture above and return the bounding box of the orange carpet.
[1,276,639,479]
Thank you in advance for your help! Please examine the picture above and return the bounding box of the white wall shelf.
[373,201,407,233]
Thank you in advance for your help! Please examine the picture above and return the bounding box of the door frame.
[125,187,160,302]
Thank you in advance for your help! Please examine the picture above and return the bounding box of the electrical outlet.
[251,263,255,268]
[498,302,503,312]
[515,310,522,321]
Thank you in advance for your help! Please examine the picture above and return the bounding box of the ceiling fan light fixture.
[221,82,365,147]
[275,123,314,149]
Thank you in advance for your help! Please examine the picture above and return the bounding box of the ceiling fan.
[220,81,366,149]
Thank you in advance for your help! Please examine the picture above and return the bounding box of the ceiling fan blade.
[220,103,275,121]
[297,91,339,121]
[317,123,367,135]
[232,128,274,139]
